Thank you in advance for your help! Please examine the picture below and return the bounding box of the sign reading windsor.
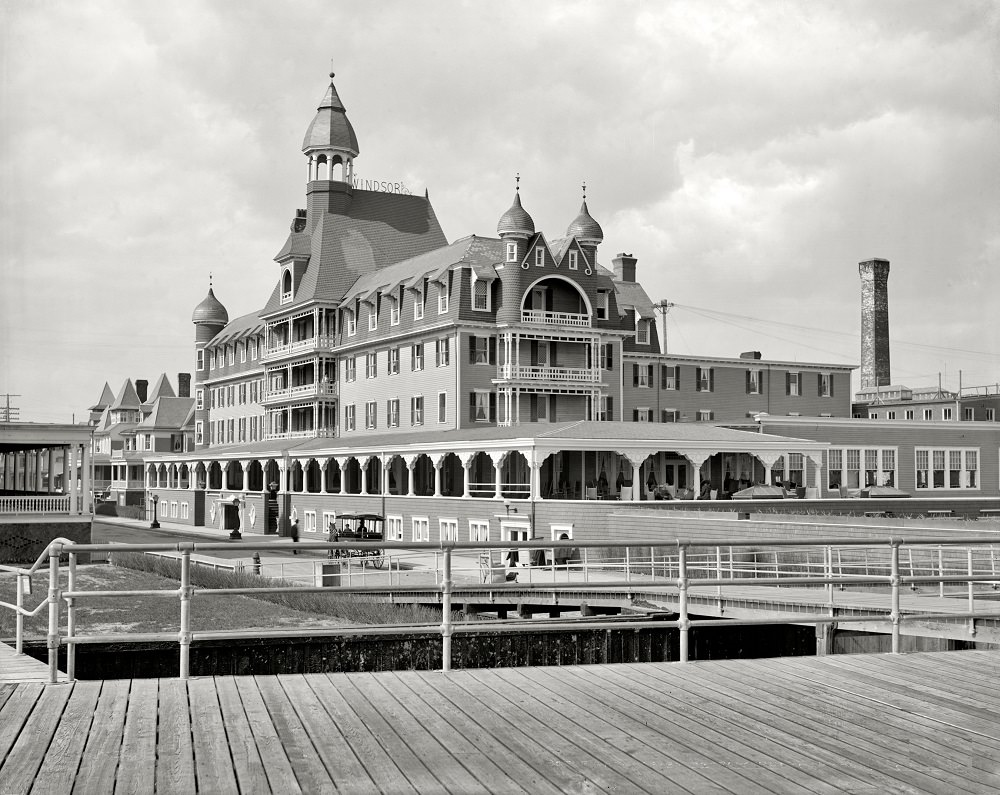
[351,175,412,195]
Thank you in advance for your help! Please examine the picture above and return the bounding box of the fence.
[2,536,1000,684]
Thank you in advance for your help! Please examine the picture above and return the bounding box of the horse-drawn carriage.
[328,512,385,568]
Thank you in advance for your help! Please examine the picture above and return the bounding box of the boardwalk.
[0,643,58,685]
[1,650,998,793]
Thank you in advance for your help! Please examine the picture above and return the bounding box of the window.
[905,410,914,420]
[411,395,424,426]
[228,346,235,365]
[304,511,317,533]
[345,357,356,382]
[943,407,953,421]
[916,448,979,490]
[411,343,424,371]
[345,404,356,432]
[322,511,336,534]
[414,288,424,320]
[568,250,578,270]
[345,308,356,336]
[436,337,450,367]
[661,365,679,390]
[636,320,649,344]
[195,421,203,445]
[238,418,246,442]
[596,291,608,321]
[470,390,494,423]
[697,410,714,421]
[922,409,933,421]
[368,304,377,331]
[388,347,399,375]
[506,242,517,262]
[209,350,215,370]
[196,389,204,410]
[818,373,833,397]
[470,335,495,365]
[180,502,189,520]
[438,392,447,423]
[963,407,974,421]
[438,282,449,314]
[240,342,246,363]
[633,408,653,422]
[887,410,896,420]
[197,349,204,370]
[535,247,544,266]
[227,419,234,443]
[986,408,996,422]
[439,518,458,542]
[868,411,879,419]
[390,297,400,326]
[632,364,653,388]
[251,338,258,360]
[599,343,613,370]
[746,369,762,395]
[365,401,376,430]
[387,515,403,541]
[412,517,429,542]
[469,520,490,542]
[366,352,377,379]
[696,368,714,392]
[828,447,897,490]
[473,279,489,311]
[387,399,400,428]
[662,409,679,422]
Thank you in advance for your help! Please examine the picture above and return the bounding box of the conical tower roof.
[192,287,229,326]
[497,191,535,237]
[109,379,141,411]
[567,199,604,242]
[302,73,360,156]
[89,382,116,412]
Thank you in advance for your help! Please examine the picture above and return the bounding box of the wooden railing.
[521,310,591,327]
[0,495,71,515]
[497,364,600,383]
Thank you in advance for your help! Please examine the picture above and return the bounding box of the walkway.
[0,643,58,685]
[1,650,998,793]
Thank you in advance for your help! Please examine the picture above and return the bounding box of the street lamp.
[229,495,242,541]
[150,493,160,529]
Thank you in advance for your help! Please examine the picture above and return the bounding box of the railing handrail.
[6,536,1000,684]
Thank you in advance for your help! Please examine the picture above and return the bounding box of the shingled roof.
[89,382,116,412]
[262,189,447,314]
[109,379,141,411]
[136,397,196,430]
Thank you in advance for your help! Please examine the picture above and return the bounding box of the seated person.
[698,479,712,500]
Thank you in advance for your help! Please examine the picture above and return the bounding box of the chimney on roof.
[612,253,637,283]
[740,351,762,360]
[136,380,148,403]
[177,373,191,398]
[859,258,891,390]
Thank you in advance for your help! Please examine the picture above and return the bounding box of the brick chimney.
[859,258,891,390]
[136,379,148,403]
[177,373,191,398]
[612,253,637,283]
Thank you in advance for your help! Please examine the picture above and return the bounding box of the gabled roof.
[208,311,266,348]
[109,379,141,411]
[146,373,176,404]
[262,189,447,314]
[273,230,312,261]
[89,382,116,412]
[613,280,656,320]
[339,235,503,306]
[136,397,196,430]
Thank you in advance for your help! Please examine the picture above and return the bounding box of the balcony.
[266,428,337,441]
[521,310,591,328]
[261,381,338,406]
[263,335,336,362]
[496,365,602,384]
[0,495,72,515]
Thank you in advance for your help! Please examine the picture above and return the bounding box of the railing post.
[441,545,453,672]
[47,542,62,684]
[15,573,25,654]
[716,546,723,613]
[678,545,689,663]
[938,545,945,598]
[583,547,589,583]
[67,551,77,682]
[625,547,631,582]
[825,546,834,610]
[890,541,901,654]
[968,548,977,638]
[179,548,192,679]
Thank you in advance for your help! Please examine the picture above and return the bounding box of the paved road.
[92,520,300,561]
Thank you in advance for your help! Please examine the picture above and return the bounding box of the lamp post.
[229,495,242,541]
[150,493,160,529]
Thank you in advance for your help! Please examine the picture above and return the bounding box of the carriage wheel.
[371,550,385,569]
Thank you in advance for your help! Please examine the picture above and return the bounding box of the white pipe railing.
[4,536,1000,683]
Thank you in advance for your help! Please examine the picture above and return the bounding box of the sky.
[1,0,998,422]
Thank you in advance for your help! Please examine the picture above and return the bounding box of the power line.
[0,394,21,422]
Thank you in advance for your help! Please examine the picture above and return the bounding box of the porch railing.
[496,364,600,383]
[0,495,71,515]
[521,310,591,327]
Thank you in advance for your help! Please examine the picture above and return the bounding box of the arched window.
[281,269,293,303]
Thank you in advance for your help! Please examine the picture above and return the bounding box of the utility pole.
[0,394,21,422]
[654,300,674,354]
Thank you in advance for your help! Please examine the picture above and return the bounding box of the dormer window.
[596,291,608,320]
[535,247,544,267]
[438,281,449,314]
[345,308,356,337]
[506,242,517,262]
[390,296,400,326]
[414,287,424,320]
[368,303,378,331]
[473,279,489,311]
[569,250,578,270]
[636,319,649,345]
[280,268,293,304]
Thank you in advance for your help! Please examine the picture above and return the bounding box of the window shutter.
[469,336,476,364]
[633,408,639,422]
[632,364,639,387]
[489,337,496,365]
[587,346,593,369]
[489,392,496,423]
[696,370,702,392]
[818,374,823,397]
[746,370,751,394]
[709,369,715,392]
[550,342,558,367]
[435,340,440,368]
[674,366,680,390]
[604,345,612,370]
[607,396,613,421]
[410,397,416,424]
[785,372,791,395]
[469,393,476,422]
[661,365,667,389]
[530,395,537,422]
[829,376,835,397]
[647,364,654,385]
[530,340,538,366]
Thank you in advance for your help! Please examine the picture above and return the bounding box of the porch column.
[335,458,349,495]
[491,451,504,499]
[678,450,712,493]
[627,455,645,502]
[806,453,824,494]
[35,451,44,491]
[462,454,474,498]
[530,458,542,501]
[359,457,368,495]
[67,445,78,515]
[382,460,391,496]
[433,456,442,497]
[405,456,417,497]
[321,460,330,494]
[240,459,251,492]
[47,449,56,493]
[80,444,91,512]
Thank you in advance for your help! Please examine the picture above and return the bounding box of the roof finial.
[329,58,335,80]
[582,181,587,201]
[209,271,213,288]
[515,172,520,193]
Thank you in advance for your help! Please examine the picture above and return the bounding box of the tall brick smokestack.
[859,258,891,390]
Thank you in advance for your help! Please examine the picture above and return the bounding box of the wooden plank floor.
[0,642,61,685]
[1,651,998,794]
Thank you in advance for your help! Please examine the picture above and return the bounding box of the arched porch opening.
[247,460,264,491]
[289,461,304,492]
[304,459,322,493]
[386,455,407,495]
[412,454,434,496]
[540,450,580,499]
[225,461,243,491]
[440,453,463,497]
[323,459,341,493]
[178,463,190,490]
[501,451,530,499]
[468,452,495,498]
[343,458,361,494]
[364,456,382,495]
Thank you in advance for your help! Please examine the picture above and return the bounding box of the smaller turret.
[497,175,535,264]
[566,183,603,266]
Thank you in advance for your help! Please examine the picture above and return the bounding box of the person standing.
[290,518,300,554]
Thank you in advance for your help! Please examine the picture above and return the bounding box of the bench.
[979,509,1000,519]
[926,509,953,518]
